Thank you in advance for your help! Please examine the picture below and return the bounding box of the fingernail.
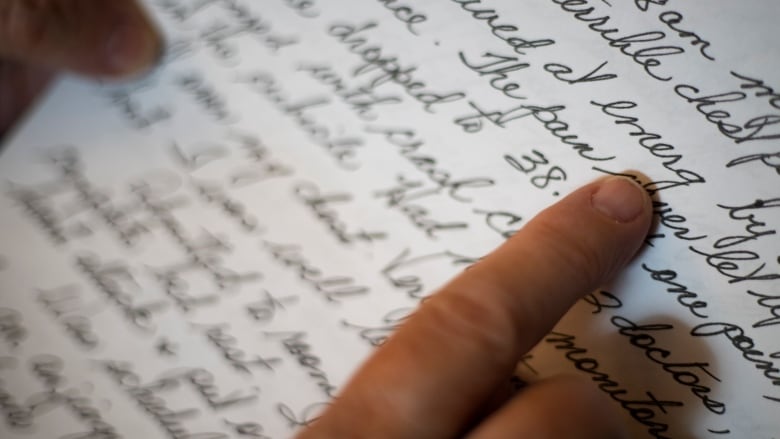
[591,177,646,223]
[105,23,160,75]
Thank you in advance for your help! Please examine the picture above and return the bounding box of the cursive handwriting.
[328,21,466,112]
[376,0,427,35]
[293,181,387,244]
[263,241,370,302]
[546,331,682,438]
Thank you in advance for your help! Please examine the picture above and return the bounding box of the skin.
[0,3,654,436]
[298,176,652,438]
[0,0,161,136]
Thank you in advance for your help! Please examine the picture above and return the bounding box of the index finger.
[299,176,653,438]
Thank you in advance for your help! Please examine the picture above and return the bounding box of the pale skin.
[0,2,654,437]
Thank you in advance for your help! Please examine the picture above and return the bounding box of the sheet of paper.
[1,0,778,437]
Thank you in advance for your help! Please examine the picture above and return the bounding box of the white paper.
[1,0,778,437]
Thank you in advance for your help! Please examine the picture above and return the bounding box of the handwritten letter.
[0,0,778,437]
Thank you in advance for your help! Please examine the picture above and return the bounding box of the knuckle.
[421,290,516,359]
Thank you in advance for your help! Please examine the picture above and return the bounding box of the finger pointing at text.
[297,175,653,438]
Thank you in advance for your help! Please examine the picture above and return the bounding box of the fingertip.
[589,173,654,269]
[102,20,162,77]
[96,1,164,78]
[589,173,654,273]
[0,0,164,79]
[591,176,651,224]
[479,172,653,334]
[533,172,653,279]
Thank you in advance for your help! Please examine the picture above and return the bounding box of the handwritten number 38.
[505,150,568,189]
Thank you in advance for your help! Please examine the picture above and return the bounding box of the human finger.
[297,175,652,438]
[0,60,53,136]
[467,375,628,439]
[0,0,161,77]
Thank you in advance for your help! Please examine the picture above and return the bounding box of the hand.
[297,176,653,438]
[0,0,161,137]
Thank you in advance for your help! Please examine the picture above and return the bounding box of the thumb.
[0,0,161,77]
